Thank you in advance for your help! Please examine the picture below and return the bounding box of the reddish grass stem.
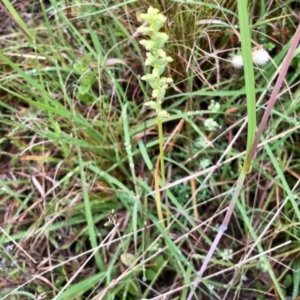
[187,19,300,300]
[249,21,300,161]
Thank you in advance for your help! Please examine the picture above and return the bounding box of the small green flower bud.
[144,101,157,110]
[141,74,155,82]
[152,89,159,98]
[152,68,160,78]
[157,110,170,118]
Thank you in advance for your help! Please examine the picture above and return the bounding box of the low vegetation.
[0,1,300,299]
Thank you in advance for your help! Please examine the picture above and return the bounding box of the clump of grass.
[0,1,300,300]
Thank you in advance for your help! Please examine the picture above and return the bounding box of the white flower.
[204,118,219,131]
[220,248,233,260]
[231,45,270,68]
[231,54,244,68]
[200,158,211,169]
[208,100,220,112]
[252,45,270,66]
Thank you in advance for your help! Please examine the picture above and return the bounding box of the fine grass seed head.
[106,209,117,226]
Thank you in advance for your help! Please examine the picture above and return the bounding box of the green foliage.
[0,1,299,300]
[73,54,97,100]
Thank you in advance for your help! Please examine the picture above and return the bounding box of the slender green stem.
[1,0,35,41]
[157,109,165,185]
[157,116,169,225]
[237,0,256,174]
[188,10,300,300]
